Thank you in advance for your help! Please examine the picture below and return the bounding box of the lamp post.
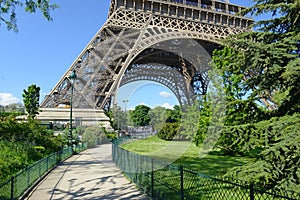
[68,69,76,154]
[114,104,120,137]
[122,100,129,133]
[117,109,120,135]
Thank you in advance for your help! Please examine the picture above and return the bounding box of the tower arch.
[40,0,253,112]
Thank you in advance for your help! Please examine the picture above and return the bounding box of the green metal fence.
[0,143,87,200]
[112,138,300,200]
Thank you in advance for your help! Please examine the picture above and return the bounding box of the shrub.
[157,122,180,141]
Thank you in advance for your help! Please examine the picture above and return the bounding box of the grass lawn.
[120,136,254,176]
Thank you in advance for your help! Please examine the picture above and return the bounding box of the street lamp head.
[69,69,77,80]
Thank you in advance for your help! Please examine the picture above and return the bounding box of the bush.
[0,141,31,182]
[157,122,180,141]
[82,127,98,148]
[0,118,63,182]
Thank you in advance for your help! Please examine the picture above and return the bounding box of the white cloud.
[159,91,172,98]
[0,93,21,106]
[161,103,174,110]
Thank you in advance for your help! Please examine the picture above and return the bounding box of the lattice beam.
[41,0,253,109]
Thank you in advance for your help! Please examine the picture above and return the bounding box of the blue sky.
[0,0,254,109]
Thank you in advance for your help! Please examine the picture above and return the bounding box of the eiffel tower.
[39,0,253,125]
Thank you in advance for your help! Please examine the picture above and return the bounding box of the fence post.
[250,182,254,200]
[27,166,30,187]
[39,160,41,177]
[10,176,14,200]
[47,156,49,170]
[180,166,184,200]
[151,158,154,196]
[60,150,62,161]
[112,140,115,161]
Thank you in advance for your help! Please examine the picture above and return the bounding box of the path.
[24,144,149,200]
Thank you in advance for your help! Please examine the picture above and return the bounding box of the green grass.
[120,136,254,176]
[119,137,284,199]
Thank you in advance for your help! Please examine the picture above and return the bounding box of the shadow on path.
[24,144,149,200]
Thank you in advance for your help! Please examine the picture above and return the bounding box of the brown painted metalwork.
[41,0,253,109]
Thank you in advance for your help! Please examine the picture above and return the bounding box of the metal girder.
[41,0,253,110]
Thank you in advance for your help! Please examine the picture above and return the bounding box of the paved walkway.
[24,144,149,200]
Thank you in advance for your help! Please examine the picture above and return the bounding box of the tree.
[216,0,300,116]
[0,103,25,118]
[149,106,168,132]
[210,0,300,192]
[179,102,200,140]
[157,122,180,141]
[4,103,25,113]
[165,105,181,123]
[223,114,300,192]
[212,47,270,125]
[114,105,125,130]
[156,105,182,141]
[0,0,58,32]
[82,127,98,148]
[130,105,151,126]
[193,96,212,146]
[22,84,40,121]
[242,0,300,34]
[81,126,114,147]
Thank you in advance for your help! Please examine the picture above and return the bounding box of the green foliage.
[208,0,300,193]
[0,111,24,118]
[60,125,81,146]
[0,118,63,182]
[218,113,300,156]
[212,47,246,100]
[107,105,125,130]
[130,105,151,126]
[82,126,115,148]
[0,103,25,114]
[155,105,182,141]
[149,106,168,131]
[242,0,300,33]
[105,109,114,128]
[82,127,98,148]
[100,127,117,140]
[225,98,269,126]
[219,33,299,114]
[0,117,31,142]
[277,56,300,115]
[224,114,300,192]
[0,0,58,32]
[105,133,117,140]
[215,0,300,115]
[217,124,258,156]
[75,125,85,136]
[22,84,40,122]
[165,105,181,123]
[0,141,30,182]
[179,102,200,140]
[193,96,212,146]
[157,122,180,141]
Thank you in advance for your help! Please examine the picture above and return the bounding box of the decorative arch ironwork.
[40,0,253,110]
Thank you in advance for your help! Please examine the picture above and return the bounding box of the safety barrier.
[112,138,299,200]
[0,143,87,200]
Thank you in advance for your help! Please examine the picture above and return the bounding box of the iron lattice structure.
[41,0,253,110]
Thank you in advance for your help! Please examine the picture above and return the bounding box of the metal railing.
[0,143,87,200]
[112,138,300,200]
